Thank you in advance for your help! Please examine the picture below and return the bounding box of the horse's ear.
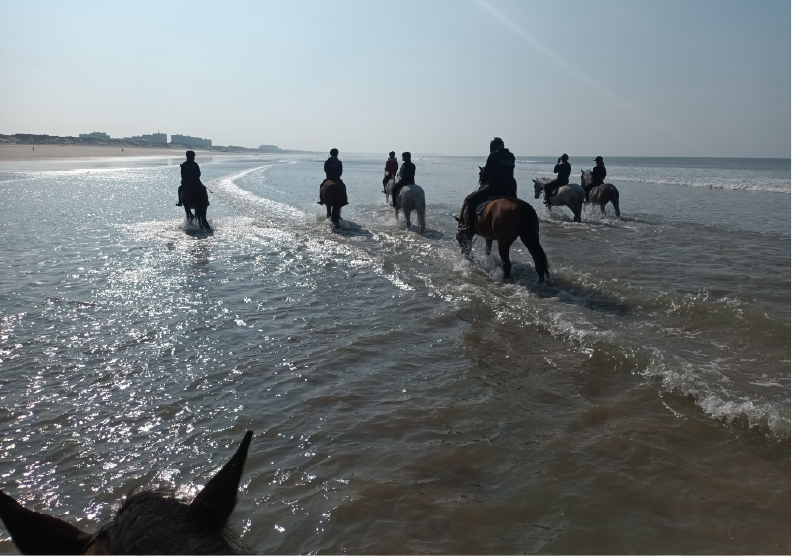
[0,489,91,555]
[478,165,483,171]
[189,431,253,530]
[453,215,460,222]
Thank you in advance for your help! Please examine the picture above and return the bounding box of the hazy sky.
[1,0,789,157]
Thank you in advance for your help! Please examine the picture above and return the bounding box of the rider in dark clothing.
[176,150,201,206]
[318,148,343,204]
[543,153,571,207]
[584,156,606,201]
[390,152,415,206]
[459,137,515,235]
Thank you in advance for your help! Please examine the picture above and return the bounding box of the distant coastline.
[0,133,316,155]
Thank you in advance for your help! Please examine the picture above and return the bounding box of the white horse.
[385,176,426,232]
[532,178,585,222]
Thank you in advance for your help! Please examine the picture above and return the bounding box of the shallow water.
[0,154,789,553]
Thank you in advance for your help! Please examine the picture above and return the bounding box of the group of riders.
[313,138,607,239]
[174,141,608,235]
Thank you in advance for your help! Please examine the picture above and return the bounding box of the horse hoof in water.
[0,432,254,555]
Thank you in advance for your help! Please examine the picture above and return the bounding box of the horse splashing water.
[581,170,620,216]
[320,179,348,227]
[385,177,426,232]
[180,181,212,231]
[455,197,549,282]
[0,431,253,555]
[532,177,585,222]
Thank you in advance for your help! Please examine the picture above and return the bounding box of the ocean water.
[0,153,789,553]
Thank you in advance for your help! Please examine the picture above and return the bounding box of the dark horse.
[181,181,212,231]
[581,170,620,216]
[455,187,549,282]
[320,178,348,227]
[0,431,253,554]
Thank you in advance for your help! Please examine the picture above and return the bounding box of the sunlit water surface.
[0,154,789,553]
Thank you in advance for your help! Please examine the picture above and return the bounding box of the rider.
[176,150,201,206]
[459,137,515,237]
[318,148,343,204]
[390,151,415,207]
[383,151,399,190]
[584,156,606,201]
[543,153,571,207]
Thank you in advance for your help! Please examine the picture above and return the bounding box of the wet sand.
[0,144,214,161]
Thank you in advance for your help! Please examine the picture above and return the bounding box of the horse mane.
[90,487,250,555]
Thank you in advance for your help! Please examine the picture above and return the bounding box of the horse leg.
[326,205,332,219]
[485,239,492,256]
[404,208,412,230]
[612,199,620,216]
[498,241,512,279]
[184,206,194,221]
[600,203,606,214]
[331,205,341,227]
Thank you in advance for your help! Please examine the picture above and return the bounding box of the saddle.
[475,196,510,214]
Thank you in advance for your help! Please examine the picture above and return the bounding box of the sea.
[0,153,789,553]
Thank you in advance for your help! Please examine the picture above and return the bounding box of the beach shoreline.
[0,144,215,162]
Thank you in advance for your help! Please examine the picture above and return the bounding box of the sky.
[0,0,789,157]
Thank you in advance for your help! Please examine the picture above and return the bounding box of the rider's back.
[181,160,201,184]
[481,148,515,189]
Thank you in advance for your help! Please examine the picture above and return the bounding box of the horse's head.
[0,431,253,555]
[531,179,544,199]
[580,169,592,186]
[478,165,485,187]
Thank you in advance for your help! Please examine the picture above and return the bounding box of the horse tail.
[415,189,426,231]
[609,184,620,216]
[516,200,549,282]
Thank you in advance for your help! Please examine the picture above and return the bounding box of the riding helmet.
[330,148,339,156]
[402,151,411,159]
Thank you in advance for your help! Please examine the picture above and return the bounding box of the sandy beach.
[0,144,214,161]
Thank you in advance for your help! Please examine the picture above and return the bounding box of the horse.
[0,431,253,555]
[180,180,212,231]
[581,170,620,216]
[385,177,426,233]
[454,196,549,282]
[320,178,348,227]
[531,177,585,222]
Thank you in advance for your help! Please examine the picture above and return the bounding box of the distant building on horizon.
[79,131,110,140]
[123,131,167,144]
[171,134,212,148]
[258,144,280,152]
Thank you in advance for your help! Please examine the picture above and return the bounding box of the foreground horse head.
[0,431,253,555]
[532,178,584,222]
[320,179,348,227]
[580,170,621,216]
[455,198,549,282]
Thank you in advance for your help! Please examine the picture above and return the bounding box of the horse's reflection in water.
[0,431,253,555]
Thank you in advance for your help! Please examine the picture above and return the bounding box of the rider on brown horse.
[584,156,606,201]
[318,148,344,205]
[176,150,204,206]
[458,137,515,238]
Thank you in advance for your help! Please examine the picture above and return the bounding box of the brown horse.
[320,178,348,227]
[581,170,620,216]
[180,181,212,231]
[0,431,253,554]
[455,197,549,282]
